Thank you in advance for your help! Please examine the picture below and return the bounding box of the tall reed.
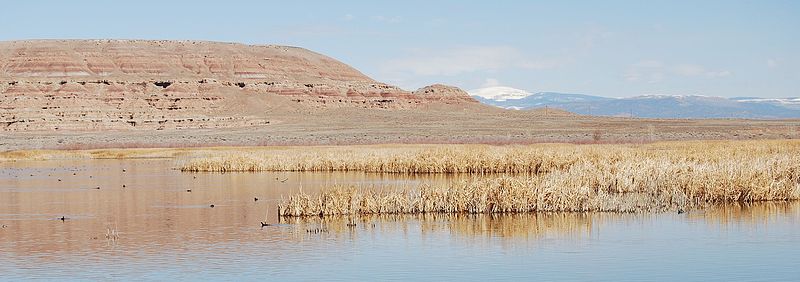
[179,140,800,174]
[278,152,800,215]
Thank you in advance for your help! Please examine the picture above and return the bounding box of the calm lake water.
[1,159,798,281]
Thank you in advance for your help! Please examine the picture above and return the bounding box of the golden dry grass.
[276,140,800,215]
[3,140,799,215]
[179,140,800,173]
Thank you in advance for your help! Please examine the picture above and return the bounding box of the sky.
[1,0,798,98]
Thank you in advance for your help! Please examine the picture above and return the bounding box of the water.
[1,159,798,281]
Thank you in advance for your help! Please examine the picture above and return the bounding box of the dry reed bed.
[179,140,800,174]
[278,150,800,215]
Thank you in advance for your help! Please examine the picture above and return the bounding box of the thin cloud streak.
[383,46,570,76]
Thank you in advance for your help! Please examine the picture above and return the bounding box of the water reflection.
[1,159,798,280]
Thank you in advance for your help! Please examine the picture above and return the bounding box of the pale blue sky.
[2,0,798,98]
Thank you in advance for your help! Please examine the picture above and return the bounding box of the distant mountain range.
[469,86,800,119]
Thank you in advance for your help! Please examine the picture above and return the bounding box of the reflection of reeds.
[105,227,119,240]
[283,213,598,240]
[279,153,800,215]
[691,201,799,226]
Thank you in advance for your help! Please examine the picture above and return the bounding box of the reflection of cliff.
[0,159,465,256]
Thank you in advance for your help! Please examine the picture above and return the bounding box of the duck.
[260,221,271,227]
[60,216,66,221]
[209,204,215,208]
[254,197,259,202]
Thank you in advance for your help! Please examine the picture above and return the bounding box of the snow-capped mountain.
[469,86,800,119]
[468,86,533,101]
[730,97,800,109]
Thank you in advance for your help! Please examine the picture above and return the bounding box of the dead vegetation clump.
[278,150,800,215]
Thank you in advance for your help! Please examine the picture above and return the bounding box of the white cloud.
[624,60,665,83]
[482,78,500,87]
[383,46,569,76]
[625,60,731,83]
[671,64,705,76]
[704,70,731,78]
[370,15,402,23]
[343,14,354,21]
[767,59,779,68]
[672,64,730,78]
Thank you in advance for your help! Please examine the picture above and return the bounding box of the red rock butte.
[0,40,478,131]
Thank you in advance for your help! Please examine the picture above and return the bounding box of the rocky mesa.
[0,40,478,131]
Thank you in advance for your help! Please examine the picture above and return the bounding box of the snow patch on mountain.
[468,86,532,101]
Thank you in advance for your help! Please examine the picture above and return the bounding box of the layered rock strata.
[0,40,477,131]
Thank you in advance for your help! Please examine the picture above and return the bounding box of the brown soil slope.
[0,40,478,131]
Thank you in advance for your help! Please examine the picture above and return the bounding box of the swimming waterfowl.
[210,204,215,208]
[254,197,259,202]
[60,216,66,221]
[260,221,271,227]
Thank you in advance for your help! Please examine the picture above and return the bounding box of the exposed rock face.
[413,84,479,104]
[0,40,477,131]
